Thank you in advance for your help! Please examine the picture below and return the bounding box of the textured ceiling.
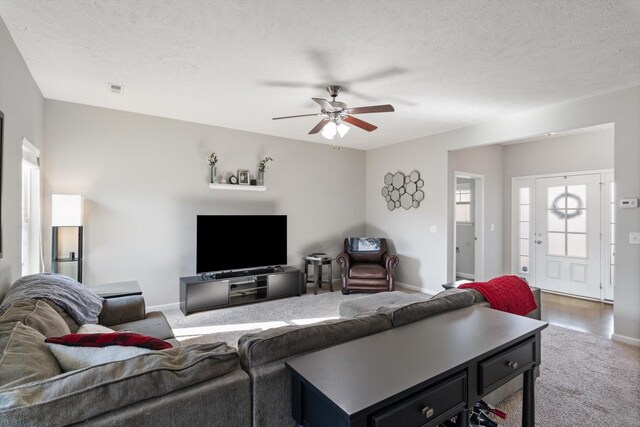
[1,1,638,149]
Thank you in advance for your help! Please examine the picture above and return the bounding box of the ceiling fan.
[272,85,395,140]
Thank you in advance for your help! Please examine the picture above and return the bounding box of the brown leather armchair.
[336,238,399,294]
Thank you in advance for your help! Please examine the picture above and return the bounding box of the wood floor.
[540,291,614,338]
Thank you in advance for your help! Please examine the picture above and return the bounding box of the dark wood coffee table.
[286,306,547,427]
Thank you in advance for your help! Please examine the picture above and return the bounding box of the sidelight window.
[518,187,531,274]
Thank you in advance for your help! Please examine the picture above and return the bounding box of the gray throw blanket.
[0,273,104,325]
[348,237,381,252]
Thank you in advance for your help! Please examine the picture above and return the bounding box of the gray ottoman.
[339,291,431,318]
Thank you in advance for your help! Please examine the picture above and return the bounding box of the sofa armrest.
[336,252,351,276]
[98,295,146,327]
[382,253,399,273]
[527,287,542,320]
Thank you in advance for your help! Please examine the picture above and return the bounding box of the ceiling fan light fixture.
[337,123,350,138]
[322,121,337,139]
[273,84,395,139]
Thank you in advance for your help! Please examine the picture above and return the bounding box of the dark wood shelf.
[54,258,82,263]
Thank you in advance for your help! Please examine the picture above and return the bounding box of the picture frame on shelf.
[237,169,250,185]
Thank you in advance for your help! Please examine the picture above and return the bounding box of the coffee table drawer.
[372,372,466,427]
[479,338,535,394]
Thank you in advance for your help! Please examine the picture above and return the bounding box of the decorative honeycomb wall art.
[381,170,424,211]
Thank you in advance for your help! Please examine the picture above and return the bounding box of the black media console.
[179,266,302,315]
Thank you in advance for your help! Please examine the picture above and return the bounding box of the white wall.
[0,18,45,298]
[366,86,640,343]
[43,100,366,307]
[449,145,505,281]
[366,139,450,293]
[502,127,614,272]
[503,127,614,178]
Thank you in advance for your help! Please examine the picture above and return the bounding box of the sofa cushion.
[44,301,80,332]
[378,290,475,327]
[0,322,62,389]
[0,300,70,337]
[77,324,115,334]
[238,313,392,369]
[0,299,71,337]
[339,291,431,318]
[349,263,387,279]
[0,342,238,427]
[47,342,153,372]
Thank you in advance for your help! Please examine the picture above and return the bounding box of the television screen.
[196,215,287,273]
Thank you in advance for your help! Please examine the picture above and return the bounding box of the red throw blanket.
[459,275,537,316]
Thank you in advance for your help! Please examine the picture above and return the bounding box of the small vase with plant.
[257,156,273,186]
[207,152,219,184]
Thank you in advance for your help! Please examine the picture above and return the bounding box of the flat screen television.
[196,215,287,274]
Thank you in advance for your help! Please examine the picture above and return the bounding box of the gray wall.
[449,145,505,281]
[0,18,45,298]
[366,86,640,343]
[502,127,614,272]
[43,100,366,307]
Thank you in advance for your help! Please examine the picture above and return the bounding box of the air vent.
[109,83,124,94]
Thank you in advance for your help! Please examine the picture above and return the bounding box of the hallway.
[541,292,614,338]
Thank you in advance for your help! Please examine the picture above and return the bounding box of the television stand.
[206,266,276,280]
[180,266,302,315]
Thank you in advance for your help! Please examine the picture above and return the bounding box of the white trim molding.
[396,281,437,296]
[146,302,180,313]
[612,333,640,347]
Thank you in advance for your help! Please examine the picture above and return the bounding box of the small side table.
[303,257,334,295]
[442,280,473,290]
[88,280,141,299]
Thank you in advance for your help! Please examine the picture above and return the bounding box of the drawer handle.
[507,361,518,370]
[421,406,434,418]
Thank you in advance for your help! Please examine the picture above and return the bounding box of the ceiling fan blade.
[308,118,330,134]
[272,113,322,120]
[348,105,395,114]
[312,98,333,110]
[343,115,378,132]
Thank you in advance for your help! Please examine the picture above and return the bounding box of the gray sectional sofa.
[0,283,541,427]
[0,293,251,427]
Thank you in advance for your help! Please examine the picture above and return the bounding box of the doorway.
[512,170,614,300]
[453,173,483,282]
[21,138,43,276]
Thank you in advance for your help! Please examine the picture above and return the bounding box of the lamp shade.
[52,194,83,226]
[321,121,337,139]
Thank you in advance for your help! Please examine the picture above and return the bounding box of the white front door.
[534,174,602,298]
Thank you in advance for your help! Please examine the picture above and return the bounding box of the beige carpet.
[490,325,640,427]
[163,291,640,426]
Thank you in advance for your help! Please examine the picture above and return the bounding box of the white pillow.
[47,343,152,371]
[77,324,115,334]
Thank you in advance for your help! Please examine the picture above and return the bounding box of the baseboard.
[146,302,180,313]
[395,282,439,296]
[612,333,640,347]
[455,272,475,280]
